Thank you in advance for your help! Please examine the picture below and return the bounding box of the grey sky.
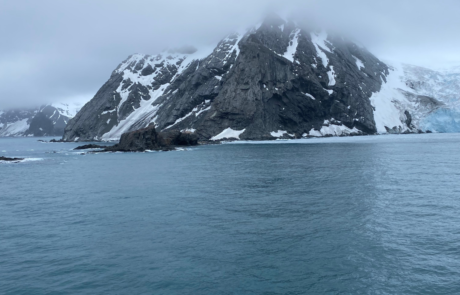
[1,0,459,109]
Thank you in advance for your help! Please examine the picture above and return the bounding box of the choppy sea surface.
[1,134,460,294]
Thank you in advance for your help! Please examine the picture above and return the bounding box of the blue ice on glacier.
[421,108,460,133]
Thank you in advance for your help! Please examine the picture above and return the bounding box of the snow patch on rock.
[304,93,316,100]
[283,29,300,62]
[0,118,29,136]
[327,66,336,86]
[311,31,332,67]
[307,121,361,137]
[270,130,295,138]
[352,55,365,70]
[211,128,246,140]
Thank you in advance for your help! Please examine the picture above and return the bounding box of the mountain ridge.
[0,102,84,137]
[63,15,392,141]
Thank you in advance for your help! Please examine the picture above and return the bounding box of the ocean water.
[1,134,460,294]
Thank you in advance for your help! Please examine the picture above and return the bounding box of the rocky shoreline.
[74,124,198,152]
[64,127,436,152]
[30,125,439,154]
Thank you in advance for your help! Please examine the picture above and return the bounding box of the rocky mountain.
[0,102,84,137]
[62,15,389,141]
[62,14,460,142]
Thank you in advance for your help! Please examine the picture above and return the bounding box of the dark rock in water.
[105,125,198,152]
[0,156,24,162]
[159,130,199,146]
[74,144,106,150]
[106,125,164,152]
[426,130,433,133]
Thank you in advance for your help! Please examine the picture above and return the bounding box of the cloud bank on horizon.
[1,0,459,109]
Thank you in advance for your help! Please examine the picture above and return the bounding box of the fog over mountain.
[1,0,460,109]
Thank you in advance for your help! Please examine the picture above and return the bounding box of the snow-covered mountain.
[370,62,460,133]
[0,102,85,137]
[63,14,389,141]
[62,14,460,141]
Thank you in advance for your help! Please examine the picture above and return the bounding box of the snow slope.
[0,100,87,137]
[0,118,30,136]
[98,34,245,141]
[370,62,460,133]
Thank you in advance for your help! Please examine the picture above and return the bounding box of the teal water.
[1,134,460,294]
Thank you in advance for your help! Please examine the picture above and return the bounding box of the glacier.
[370,62,460,134]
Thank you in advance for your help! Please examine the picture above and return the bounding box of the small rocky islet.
[73,144,106,150]
[74,125,198,152]
[0,156,25,162]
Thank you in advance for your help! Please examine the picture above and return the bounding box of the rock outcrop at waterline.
[73,144,106,150]
[90,125,198,152]
[0,156,25,162]
[62,14,390,142]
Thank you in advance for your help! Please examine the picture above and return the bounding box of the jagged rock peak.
[62,14,394,142]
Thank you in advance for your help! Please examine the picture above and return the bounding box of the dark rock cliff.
[63,15,389,141]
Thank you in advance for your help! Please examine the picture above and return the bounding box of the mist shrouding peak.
[167,46,198,55]
[0,0,459,110]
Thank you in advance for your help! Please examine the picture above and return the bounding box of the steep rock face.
[63,34,242,141]
[26,112,54,136]
[63,15,390,141]
[193,28,387,139]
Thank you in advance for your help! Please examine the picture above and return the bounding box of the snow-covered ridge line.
[0,101,86,137]
[99,32,246,141]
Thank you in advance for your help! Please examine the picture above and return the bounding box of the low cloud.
[1,0,459,109]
